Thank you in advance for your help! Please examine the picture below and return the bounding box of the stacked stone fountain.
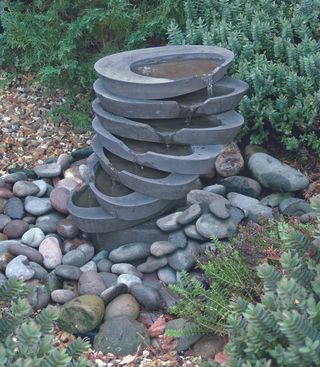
[69,45,248,245]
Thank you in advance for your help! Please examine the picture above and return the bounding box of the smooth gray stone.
[27,281,50,309]
[177,204,202,225]
[55,265,82,281]
[92,250,109,263]
[168,230,188,248]
[166,318,202,352]
[111,263,143,278]
[25,196,52,216]
[99,272,118,288]
[13,181,40,197]
[29,262,48,281]
[150,241,178,257]
[168,241,200,271]
[34,163,62,178]
[35,220,58,234]
[46,271,62,292]
[156,212,183,231]
[21,228,45,248]
[184,224,206,241]
[8,242,43,264]
[117,273,142,288]
[248,153,309,191]
[109,242,151,262]
[80,261,97,272]
[187,190,225,206]
[221,176,261,198]
[97,258,112,272]
[279,197,313,216]
[33,180,48,197]
[78,271,106,296]
[130,284,161,310]
[260,192,292,207]
[300,212,317,223]
[3,172,28,183]
[93,316,150,356]
[196,214,237,239]
[5,255,35,280]
[77,243,95,262]
[51,289,76,304]
[229,206,246,224]
[37,212,64,225]
[209,198,231,219]
[4,197,24,219]
[100,283,128,304]
[57,153,73,170]
[0,214,11,231]
[157,266,177,284]
[62,250,87,267]
[137,256,168,273]
[203,184,226,196]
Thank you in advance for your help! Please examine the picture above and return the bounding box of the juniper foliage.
[0,277,91,366]
[168,0,320,156]
[225,195,320,367]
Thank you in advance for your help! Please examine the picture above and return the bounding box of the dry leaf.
[149,316,166,337]
[214,351,229,364]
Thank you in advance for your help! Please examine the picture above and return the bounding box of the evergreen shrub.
[168,0,320,156]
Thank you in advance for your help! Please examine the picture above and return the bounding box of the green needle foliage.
[167,239,261,336]
[0,277,91,366]
[225,195,320,367]
[168,0,320,156]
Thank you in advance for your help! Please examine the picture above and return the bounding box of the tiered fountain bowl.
[68,45,248,245]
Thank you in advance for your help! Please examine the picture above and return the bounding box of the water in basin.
[95,166,133,197]
[73,186,99,207]
[103,149,169,179]
[132,57,221,79]
[116,136,192,156]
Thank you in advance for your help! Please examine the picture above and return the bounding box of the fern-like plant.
[225,195,320,366]
[0,277,91,366]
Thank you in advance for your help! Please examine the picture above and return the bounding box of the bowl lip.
[94,45,234,84]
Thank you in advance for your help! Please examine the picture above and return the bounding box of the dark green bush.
[0,0,184,127]
[168,0,320,156]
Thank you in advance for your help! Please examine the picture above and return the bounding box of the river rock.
[3,220,29,238]
[13,181,40,197]
[78,271,106,295]
[57,216,80,239]
[203,184,226,195]
[4,197,24,219]
[0,251,14,271]
[100,272,118,288]
[260,192,292,207]
[109,242,151,262]
[187,190,225,206]
[111,263,142,278]
[137,256,167,273]
[177,204,202,225]
[94,316,149,356]
[62,249,86,267]
[29,262,48,281]
[5,255,35,280]
[59,295,105,333]
[50,187,69,214]
[248,152,309,191]
[77,243,95,262]
[300,212,317,223]
[168,230,187,248]
[92,250,109,263]
[209,198,231,219]
[46,271,62,292]
[0,198,7,213]
[38,237,62,269]
[184,224,205,240]
[8,242,43,264]
[100,283,128,304]
[26,280,50,309]
[215,143,244,177]
[97,258,112,272]
[33,179,47,197]
[57,153,73,170]
[0,187,13,199]
[21,227,45,248]
[193,334,227,359]
[196,214,237,239]
[130,283,161,310]
[56,177,79,191]
[104,294,140,320]
[117,274,142,288]
[51,289,76,304]
[166,318,202,352]
[24,196,52,216]
[80,260,97,273]
[0,214,11,231]
[3,172,28,183]
[279,197,313,216]
[150,241,177,257]
[55,264,82,280]
[168,241,201,271]
[157,266,177,284]
[221,176,261,198]
[156,212,183,232]
[34,163,62,178]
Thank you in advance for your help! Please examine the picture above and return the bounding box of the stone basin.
[92,125,222,174]
[93,141,199,200]
[93,76,248,119]
[94,45,234,99]
[88,158,174,220]
[92,99,244,145]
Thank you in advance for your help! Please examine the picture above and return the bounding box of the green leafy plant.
[167,238,261,336]
[225,195,320,366]
[0,277,91,366]
[168,0,320,156]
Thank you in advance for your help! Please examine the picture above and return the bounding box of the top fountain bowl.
[94,45,234,100]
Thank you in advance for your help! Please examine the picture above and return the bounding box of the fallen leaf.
[214,351,229,364]
[149,315,166,337]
